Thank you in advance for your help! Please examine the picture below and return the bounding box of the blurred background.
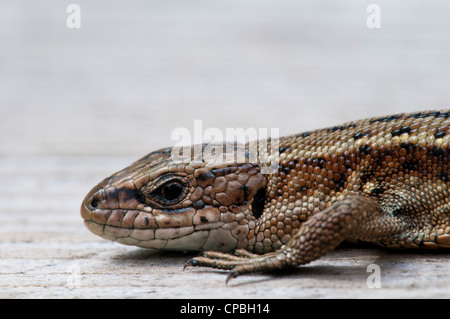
[1,0,449,298]
[1,0,449,157]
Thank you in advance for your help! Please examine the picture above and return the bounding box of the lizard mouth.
[81,199,239,252]
[81,198,204,250]
[83,219,212,251]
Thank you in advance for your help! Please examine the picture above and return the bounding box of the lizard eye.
[153,180,185,204]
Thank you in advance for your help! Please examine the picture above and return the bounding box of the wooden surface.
[1,0,450,299]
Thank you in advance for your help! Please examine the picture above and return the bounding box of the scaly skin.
[81,110,449,282]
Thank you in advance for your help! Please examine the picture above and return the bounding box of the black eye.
[158,181,184,202]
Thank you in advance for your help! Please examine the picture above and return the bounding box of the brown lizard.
[81,110,449,283]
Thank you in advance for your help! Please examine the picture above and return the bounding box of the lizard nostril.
[91,198,100,209]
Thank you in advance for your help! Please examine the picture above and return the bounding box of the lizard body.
[81,110,450,281]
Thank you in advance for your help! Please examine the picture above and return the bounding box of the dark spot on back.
[353,132,363,140]
[370,114,402,124]
[409,112,422,119]
[385,115,402,122]
[359,145,371,155]
[318,158,325,169]
[328,125,345,133]
[279,147,291,154]
[430,111,441,117]
[200,216,208,223]
[435,131,446,139]
[410,111,436,119]
[353,132,370,140]
[391,126,410,137]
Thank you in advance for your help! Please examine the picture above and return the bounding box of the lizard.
[81,110,449,283]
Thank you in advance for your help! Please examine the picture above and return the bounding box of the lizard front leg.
[185,195,408,283]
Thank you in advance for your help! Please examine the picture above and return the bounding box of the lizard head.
[81,144,268,252]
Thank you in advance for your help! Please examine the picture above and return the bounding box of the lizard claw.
[184,256,239,285]
[183,257,198,271]
[225,271,239,285]
[183,250,288,284]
